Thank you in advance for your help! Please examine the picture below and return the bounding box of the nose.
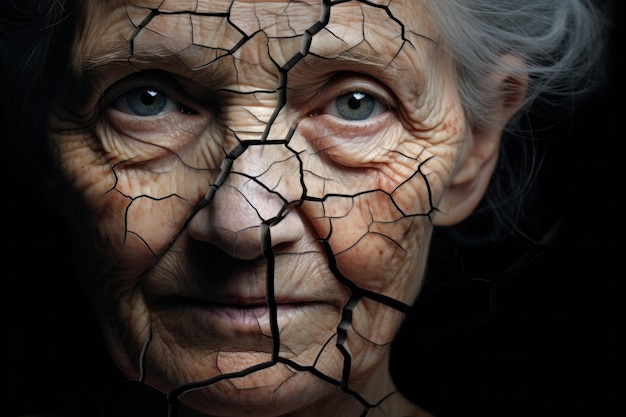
[187,144,305,260]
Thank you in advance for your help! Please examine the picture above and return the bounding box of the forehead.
[82,0,437,31]
[75,0,440,78]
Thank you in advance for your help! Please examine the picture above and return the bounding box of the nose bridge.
[227,141,304,221]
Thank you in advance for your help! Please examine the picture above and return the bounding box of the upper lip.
[143,259,341,309]
[154,293,314,309]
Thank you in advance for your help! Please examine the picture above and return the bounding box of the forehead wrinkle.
[74,0,441,99]
[75,17,228,90]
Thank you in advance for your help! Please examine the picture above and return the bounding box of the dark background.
[393,2,624,415]
[6,1,623,416]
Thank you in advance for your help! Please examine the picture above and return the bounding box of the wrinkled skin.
[45,0,517,416]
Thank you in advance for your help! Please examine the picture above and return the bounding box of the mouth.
[153,295,325,336]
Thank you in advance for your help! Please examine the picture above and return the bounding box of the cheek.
[295,125,456,304]
[54,131,214,282]
[304,168,436,308]
[319,200,429,304]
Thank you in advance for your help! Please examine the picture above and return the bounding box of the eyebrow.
[292,41,425,87]
[311,48,401,73]
[81,38,402,79]
[80,43,232,93]
[82,44,188,72]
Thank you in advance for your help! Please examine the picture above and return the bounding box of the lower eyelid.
[300,111,394,151]
[105,107,206,138]
[101,109,212,164]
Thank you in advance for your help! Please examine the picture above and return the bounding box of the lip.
[183,298,309,321]
[154,295,323,335]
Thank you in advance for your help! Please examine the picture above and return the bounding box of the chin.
[163,367,339,417]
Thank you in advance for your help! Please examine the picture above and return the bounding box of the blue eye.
[335,92,377,121]
[110,86,196,116]
[124,87,168,116]
[320,90,388,122]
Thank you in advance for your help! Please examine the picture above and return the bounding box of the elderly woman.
[3,0,610,416]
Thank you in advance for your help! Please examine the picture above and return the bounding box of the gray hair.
[423,0,609,129]
[420,0,610,241]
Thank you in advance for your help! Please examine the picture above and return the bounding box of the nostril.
[227,225,266,260]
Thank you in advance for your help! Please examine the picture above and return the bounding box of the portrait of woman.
[3,0,621,416]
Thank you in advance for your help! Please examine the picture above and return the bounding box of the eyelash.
[109,86,197,117]
[305,75,394,123]
[101,70,203,118]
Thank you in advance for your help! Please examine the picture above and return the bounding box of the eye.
[322,90,388,121]
[111,86,197,116]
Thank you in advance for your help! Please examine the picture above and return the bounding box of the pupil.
[348,95,361,109]
[141,90,158,105]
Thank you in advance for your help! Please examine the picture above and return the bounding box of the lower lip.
[209,304,275,323]
[165,299,317,334]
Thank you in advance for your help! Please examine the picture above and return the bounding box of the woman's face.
[48,0,470,415]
